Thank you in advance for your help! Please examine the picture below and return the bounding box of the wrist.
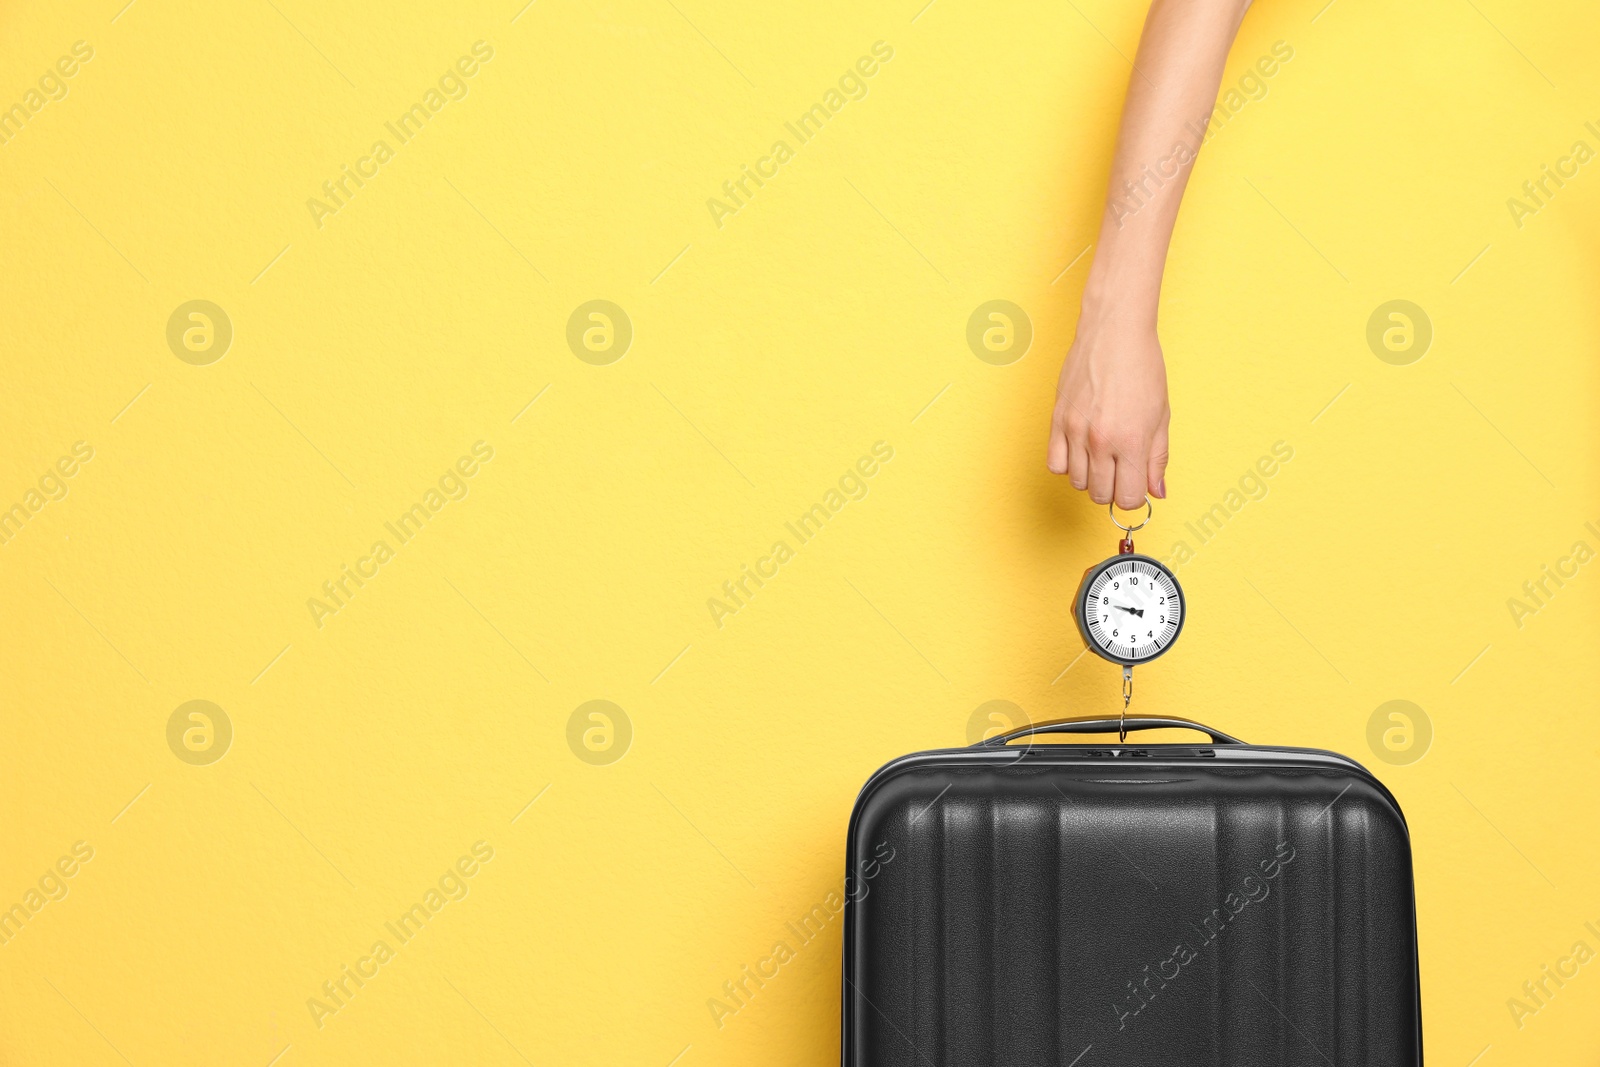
[1080,216,1167,326]
[1080,271,1159,330]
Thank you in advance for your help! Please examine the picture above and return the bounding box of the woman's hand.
[1046,0,1250,510]
[1047,304,1169,510]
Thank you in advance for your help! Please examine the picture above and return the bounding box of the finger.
[1047,416,1069,475]
[1086,443,1116,505]
[1066,414,1090,490]
[1113,448,1149,511]
[1147,418,1170,499]
[1067,436,1089,491]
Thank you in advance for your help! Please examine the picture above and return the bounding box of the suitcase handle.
[975,715,1245,747]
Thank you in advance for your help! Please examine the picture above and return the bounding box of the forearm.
[1081,0,1252,322]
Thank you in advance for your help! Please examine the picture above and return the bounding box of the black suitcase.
[842,716,1422,1066]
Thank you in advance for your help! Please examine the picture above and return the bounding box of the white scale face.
[1084,557,1183,662]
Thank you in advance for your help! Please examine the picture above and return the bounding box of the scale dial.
[1074,553,1185,666]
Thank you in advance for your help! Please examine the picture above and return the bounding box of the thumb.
[1147,421,1170,499]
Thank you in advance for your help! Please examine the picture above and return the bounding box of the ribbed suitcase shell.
[843,735,1421,1066]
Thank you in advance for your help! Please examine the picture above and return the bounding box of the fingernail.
[1155,477,1166,498]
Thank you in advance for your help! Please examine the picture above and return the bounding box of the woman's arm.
[1048,0,1253,510]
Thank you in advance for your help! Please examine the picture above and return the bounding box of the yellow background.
[0,0,1596,1063]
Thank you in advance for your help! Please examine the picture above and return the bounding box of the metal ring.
[1109,499,1153,534]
